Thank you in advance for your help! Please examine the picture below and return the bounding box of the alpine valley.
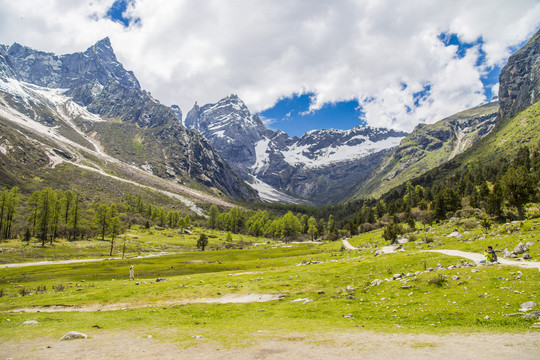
[1,30,539,210]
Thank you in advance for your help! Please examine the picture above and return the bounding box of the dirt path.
[427,250,540,270]
[0,253,172,268]
[342,239,357,250]
[2,330,539,360]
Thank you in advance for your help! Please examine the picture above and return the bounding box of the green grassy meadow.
[0,219,538,346]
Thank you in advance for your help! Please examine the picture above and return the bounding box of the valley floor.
[2,329,539,360]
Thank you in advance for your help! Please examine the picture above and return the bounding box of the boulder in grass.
[59,331,87,341]
[524,311,540,320]
[513,243,528,255]
[520,301,537,310]
[21,320,40,326]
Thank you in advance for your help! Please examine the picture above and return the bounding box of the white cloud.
[0,0,538,131]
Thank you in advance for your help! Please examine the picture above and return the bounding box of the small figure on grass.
[129,265,134,280]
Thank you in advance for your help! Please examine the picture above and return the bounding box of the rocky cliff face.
[350,101,499,199]
[0,38,258,202]
[185,95,407,204]
[498,29,540,121]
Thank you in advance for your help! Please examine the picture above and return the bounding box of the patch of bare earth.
[2,330,539,360]
[8,293,284,313]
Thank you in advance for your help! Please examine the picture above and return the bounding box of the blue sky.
[1,0,538,136]
[260,34,508,137]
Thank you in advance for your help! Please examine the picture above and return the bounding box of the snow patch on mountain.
[282,135,405,169]
[248,176,302,204]
[252,137,271,174]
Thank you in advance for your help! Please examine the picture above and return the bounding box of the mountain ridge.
[0,38,259,203]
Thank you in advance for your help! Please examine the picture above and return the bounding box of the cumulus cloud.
[0,0,538,131]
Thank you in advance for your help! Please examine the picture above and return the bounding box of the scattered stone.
[155,278,167,282]
[513,243,528,255]
[59,331,87,341]
[347,295,358,300]
[292,298,312,304]
[524,311,540,320]
[193,335,204,339]
[374,250,383,256]
[343,314,354,318]
[370,279,382,287]
[405,272,414,277]
[451,275,459,281]
[400,285,412,289]
[471,269,479,273]
[523,253,531,259]
[318,290,325,295]
[515,276,522,280]
[21,320,40,326]
[484,315,490,320]
[526,241,534,246]
[135,282,140,285]
[393,273,403,280]
[520,301,537,310]
[397,237,408,244]
[346,285,355,292]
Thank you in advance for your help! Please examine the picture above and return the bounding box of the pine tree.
[501,166,536,220]
[94,204,109,241]
[197,233,209,251]
[208,204,219,229]
[2,187,19,239]
[307,216,318,240]
[108,204,122,256]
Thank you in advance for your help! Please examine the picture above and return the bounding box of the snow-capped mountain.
[185,96,408,204]
[0,38,258,203]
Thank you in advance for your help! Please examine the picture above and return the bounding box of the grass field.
[0,218,539,347]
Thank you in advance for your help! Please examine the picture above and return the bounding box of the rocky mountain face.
[351,101,499,199]
[498,29,540,121]
[354,30,540,200]
[0,38,258,202]
[185,96,408,204]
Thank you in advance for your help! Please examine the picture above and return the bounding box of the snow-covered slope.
[0,39,259,204]
[185,95,408,204]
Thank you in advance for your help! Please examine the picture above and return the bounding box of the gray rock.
[370,279,382,287]
[526,241,534,246]
[318,290,325,294]
[451,275,459,281]
[504,249,513,258]
[523,253,531,259]
[392,273,403,280]
[498,28,540,121]
[156,278,167,282]
[524,311,540,319]
[346,295,358,300]
[21,320,40,326]
[521,301,537,309]
[59,331,87,341]
[513,243,528,254]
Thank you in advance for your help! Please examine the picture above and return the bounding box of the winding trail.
[427,250,540,270]
[341,239,357,250]
[0,253,172,268]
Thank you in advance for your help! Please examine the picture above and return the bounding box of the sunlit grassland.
[0,218,538,346]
